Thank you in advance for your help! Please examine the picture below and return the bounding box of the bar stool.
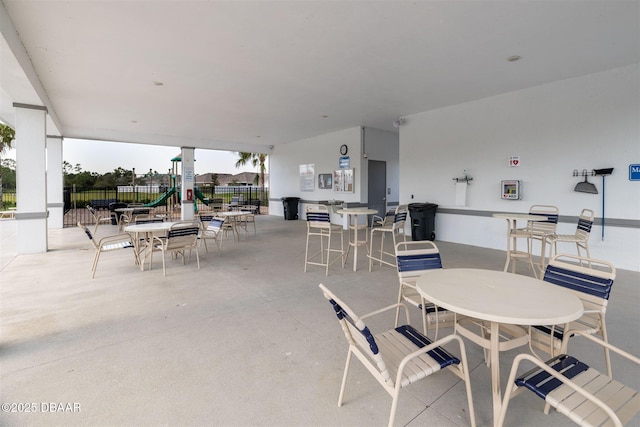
[304,204,345,275]
[368,204,407,271]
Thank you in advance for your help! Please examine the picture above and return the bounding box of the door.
[368,160,386,226]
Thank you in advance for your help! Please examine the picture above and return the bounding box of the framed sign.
[334,168,354,193]
[299,164,315,192]
[318,173,332,189]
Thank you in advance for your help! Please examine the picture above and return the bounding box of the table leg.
[503,219,511,272]
[352,214,358,271]
[491,321,501,427]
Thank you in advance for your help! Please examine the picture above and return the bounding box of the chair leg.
[338,349,353,407]
[325,232,331,276]
[91,251,101,278]
[388,385,402,427]
[304,231,311,272]
[600,320,612,377]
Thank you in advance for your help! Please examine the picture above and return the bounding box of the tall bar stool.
[547,208,595,260]
[304,204,345,275]
[519,205,559,275]
[368,204,407,271]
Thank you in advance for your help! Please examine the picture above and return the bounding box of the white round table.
[416,268,583,426]
[337,208,377,271]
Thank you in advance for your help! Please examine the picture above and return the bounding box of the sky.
[3,138,259,176]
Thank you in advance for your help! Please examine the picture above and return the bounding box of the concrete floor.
[0,216,638,427]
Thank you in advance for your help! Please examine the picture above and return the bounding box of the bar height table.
[336,208,377,271]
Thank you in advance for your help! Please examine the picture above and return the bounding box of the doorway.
[368,160,386,225]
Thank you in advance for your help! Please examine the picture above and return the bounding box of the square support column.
[180,147,195,221]
[13,103,48,254]
[47,135,64,229]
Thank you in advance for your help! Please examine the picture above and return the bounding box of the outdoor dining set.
[79,200,259,277]
[305,203,638,427]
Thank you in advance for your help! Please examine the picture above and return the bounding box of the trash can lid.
[281,197,301,201]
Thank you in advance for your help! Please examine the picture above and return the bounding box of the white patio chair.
[394,240,456,339]
[304,204,344,275]
[547,208,595,260]
[518,205,559,274]
[498,330,640,427]
[529,254,616,376]
[87,205,112,234]
[319,284,476,427]
[78,222,135,278]
[198,214,225,253]
[368,204,407,271]
[150,221,200,276]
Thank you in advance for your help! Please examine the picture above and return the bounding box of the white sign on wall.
[509,156,520,167]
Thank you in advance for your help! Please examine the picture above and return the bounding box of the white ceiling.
[1,1,638,154]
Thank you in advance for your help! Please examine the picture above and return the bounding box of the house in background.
[196,172,269,188]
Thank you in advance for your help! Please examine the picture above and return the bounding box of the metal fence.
[2,186,268,227]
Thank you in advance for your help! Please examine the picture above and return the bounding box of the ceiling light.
[322,115,329,118]
[152,81,164,86]
[507,55,521,62]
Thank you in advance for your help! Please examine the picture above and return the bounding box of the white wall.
[270,127,364,219]
[400,65,640,271]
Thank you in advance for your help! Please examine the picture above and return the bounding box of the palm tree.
[235,152,267,204]
[0,123,16,207]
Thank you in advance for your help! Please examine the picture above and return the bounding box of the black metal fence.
[2,186,268,227]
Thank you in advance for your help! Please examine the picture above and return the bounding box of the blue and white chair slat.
[497,331,640,427]
[319,284,476,427]
[151,223,200,276]
[530,254,616,376]
[78,222,136,278]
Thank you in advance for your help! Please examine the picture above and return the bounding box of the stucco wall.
[400,65,639,270]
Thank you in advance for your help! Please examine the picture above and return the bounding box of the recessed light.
[131,120,138,123]
[152,81,164,86]
[322,115,329,118]
[507,55,521,62]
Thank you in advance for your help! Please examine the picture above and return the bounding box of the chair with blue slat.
[304,204,344,275]
[547,208,595,261]
[78,222,136,278]
[319,284,476,427]
[150,221,200,276]
[498,330,640,427]
[394,241,455,339]
[368,204,408,271]
[198,214,225,254]
[529,254,616,376]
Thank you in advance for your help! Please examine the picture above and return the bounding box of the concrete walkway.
[1,216,638,426]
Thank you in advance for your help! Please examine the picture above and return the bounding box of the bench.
[89,199,116,210]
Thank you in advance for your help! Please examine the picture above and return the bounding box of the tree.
[0,123,16,206]
[235,152,267,203]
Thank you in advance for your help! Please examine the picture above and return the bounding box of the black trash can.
[282,197,301,220]
[109,202,128,225]
[408,202,438,241]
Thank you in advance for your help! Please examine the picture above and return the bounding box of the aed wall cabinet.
[501,180,521,200]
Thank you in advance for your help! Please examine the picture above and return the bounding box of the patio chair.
[239,209,256,235]
[395,241,455,339]
[529,254,616,376]
[319,284,476,427]
[150,222,200,276]
[516,205,559,274]
[304,204,345,276]
[368,204,407,271]
[497,330,640,427]
[78,222,135,278]
[198,214,225,253]
[210,198,224,212]
[547,208,595,260]
[87,206,112,234]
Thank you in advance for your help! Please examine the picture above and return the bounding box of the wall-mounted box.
[501,180,521,200]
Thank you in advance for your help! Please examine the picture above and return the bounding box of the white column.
[46,135,64,229]
[180,147,195,221]
[14,103,48,253]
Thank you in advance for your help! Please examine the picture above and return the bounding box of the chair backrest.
[134,216,164,224]
[543,254,615,329]
[199,214,215,222]
[208,217,225,233]
[86,206,99,219]
[305,204,331,228]
[166,223,200,249]
[395,241,442,282]
[575,208,595,240]
[393,204,408,230]
[77,222,99,250]
[211,198,224,210]
[527,205,559,235]
[318,284,393,386]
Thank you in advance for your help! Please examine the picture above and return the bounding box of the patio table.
[125,221,176,270]
[416,268,583,427]
[336,208,377,271]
